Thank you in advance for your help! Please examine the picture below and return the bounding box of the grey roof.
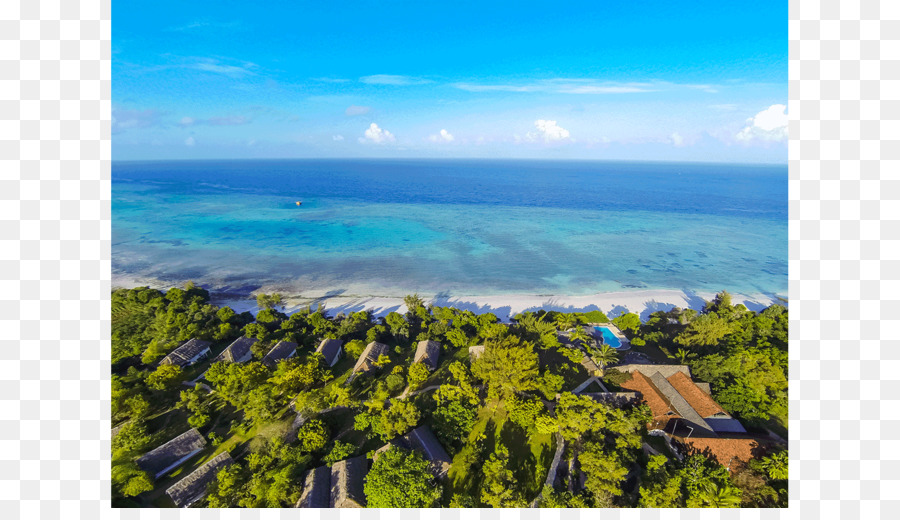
[352,342,389,374]
[582,392,640,407]
[136,428,207,479]
[160,339,212,367]
[166,452,233,508]
[648,372,715,435]
[330,455,367,508]
[695,382,712,395]
[615,364,692,379]
[316,339,344,364]
[262,340,297,368]
[705,417,748,434]
[414,340,441,371]
[296,465,331,508]
[213,336,256,363]
[468,345,485,360]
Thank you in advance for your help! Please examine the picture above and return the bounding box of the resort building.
[166,452,233,508]
[468,345,485,361]
[211,336,256,364]
[330,456,368,508]
[316,339,344,367]
[352,342,390,374]
[262,340,297,368]
[295,466,331,508]
[413,340,441,371]
[136,428,207,480]
[617,364,746,436]
[159,339,212,368]
[373,425,452,480]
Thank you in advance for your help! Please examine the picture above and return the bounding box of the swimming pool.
[594,326,623,349]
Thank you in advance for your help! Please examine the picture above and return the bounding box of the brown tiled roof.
[667,371,726,418]
[620,370,676,421]
[680,436,761,472]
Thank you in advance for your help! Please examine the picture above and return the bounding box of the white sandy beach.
[112,273,783,322]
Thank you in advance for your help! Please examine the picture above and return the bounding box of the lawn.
[447,398,555,506]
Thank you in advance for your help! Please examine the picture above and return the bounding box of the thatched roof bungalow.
[159,339,212,368]
[166,452,233,508]
[330,456,368,508]
[372,425,452,480]
[413,340,441,371]
[212,336,256,364]
[352,341,389,374]
[316,339,344,367]
[262,340,297,368]
[136,428,206,479]
[295,465,331,508]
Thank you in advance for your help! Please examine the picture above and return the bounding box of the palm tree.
[675,348,695,365]
[555,314,577,331]
[698,482,742,508]
[568,327,591,346]
[589,343,619,376]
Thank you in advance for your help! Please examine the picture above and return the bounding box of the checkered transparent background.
[0,0,897,518]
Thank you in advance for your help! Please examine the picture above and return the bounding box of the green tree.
[697,481,742,508]
[297,419,330,453]
[675,347,695,365]
[112,420,151,456]
[111,462,154,497]
[638,454,684,508]
[364,447,441,508]
[407,362,430,390]
[471,336,539,397]
[579,441,629,507]
[323,441,356,466]
[480,444,525,507]
[146,364,183,391]
[611,313,641,335]
[256,293,284,310]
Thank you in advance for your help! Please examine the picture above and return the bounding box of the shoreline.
[112,274,785,322]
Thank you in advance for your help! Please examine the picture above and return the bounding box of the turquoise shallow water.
[112,159,787,298]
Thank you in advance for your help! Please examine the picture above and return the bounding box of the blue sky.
[113,1,788,163]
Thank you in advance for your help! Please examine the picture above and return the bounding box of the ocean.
[111,159,787,299]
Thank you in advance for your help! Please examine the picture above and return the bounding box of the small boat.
[295,201,302,206]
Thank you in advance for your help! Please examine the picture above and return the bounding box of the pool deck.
[589,323,631,351]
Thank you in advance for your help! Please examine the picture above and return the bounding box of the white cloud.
[526,119,571,143]
[670,132,685,147]
[736,104,788,142]
[332,135,345,141]
[345,105,370,116]
[428,129,454,142]
[453,79,656,94]
[185,136,195,146]
[179,116,195,127]
[360,74,431,86]
[360,123,396,144]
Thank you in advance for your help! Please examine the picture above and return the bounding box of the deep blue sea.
[112,159,787,298]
